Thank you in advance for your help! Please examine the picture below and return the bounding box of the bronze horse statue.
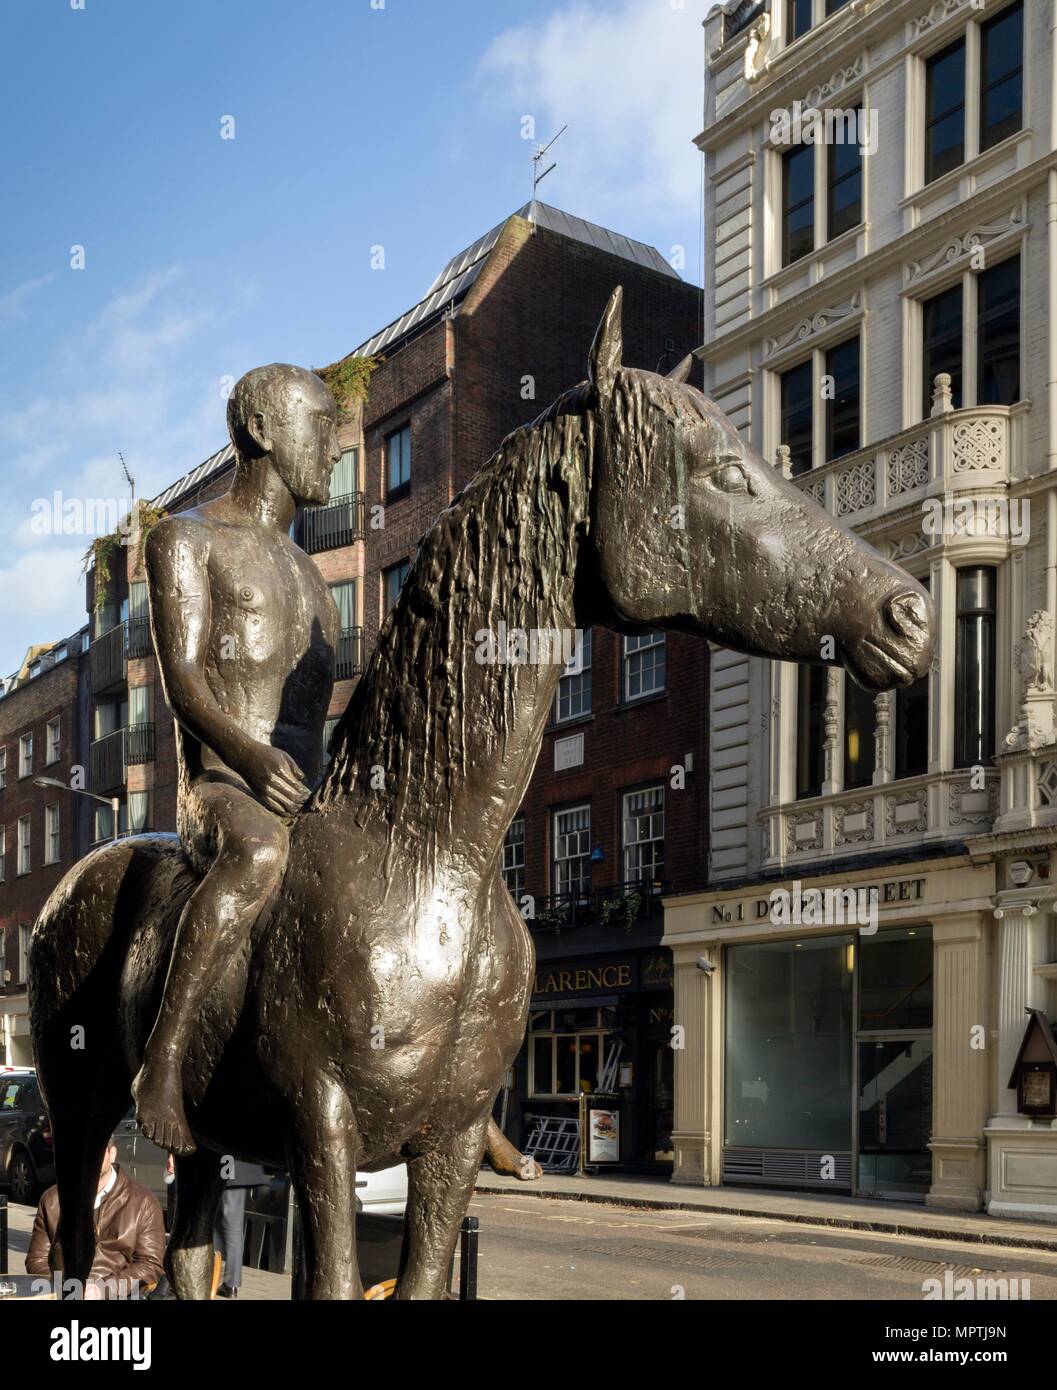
[29,289,934,1299]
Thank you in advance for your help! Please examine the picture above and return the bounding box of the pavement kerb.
[473,1181,1057,1254]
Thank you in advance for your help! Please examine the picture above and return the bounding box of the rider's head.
[227,364,340,507]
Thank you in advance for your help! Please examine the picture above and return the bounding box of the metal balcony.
[300,493,365,554]
[532,889,594,934]
[89,622,127,694]
[126,722,155,766]
[594,878,668,929]
[126,616,152,658]
[335,626,364,681]
[90,728,126,793]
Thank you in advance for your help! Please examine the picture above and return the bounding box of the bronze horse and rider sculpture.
[29,288,934,1299]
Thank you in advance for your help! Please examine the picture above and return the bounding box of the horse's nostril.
[886,590,928,637]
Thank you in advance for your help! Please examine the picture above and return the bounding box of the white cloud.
[480,0,716,224]
[0,267,234,672]
[0,272,58,325]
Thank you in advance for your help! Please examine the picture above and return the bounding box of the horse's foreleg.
[52,1101,123,1297]
[395,1112,490,1301]
[168,1147,224,1300]
[288,1074,362,1300]
[485,1116,542,1181]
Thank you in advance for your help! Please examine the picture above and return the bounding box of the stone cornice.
[966,826,1057,864]
[695,151,1057,364]
[697,0,1009,153]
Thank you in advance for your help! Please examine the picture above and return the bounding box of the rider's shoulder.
[144,510,213,566]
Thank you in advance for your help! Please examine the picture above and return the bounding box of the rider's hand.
[242,746,309,817]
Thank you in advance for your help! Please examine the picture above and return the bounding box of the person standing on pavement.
[214,1159,266,1298]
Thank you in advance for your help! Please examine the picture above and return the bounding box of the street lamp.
[33,777,121,843]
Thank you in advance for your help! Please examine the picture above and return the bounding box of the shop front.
[509,950,675,1174]
[664,855,996,1211]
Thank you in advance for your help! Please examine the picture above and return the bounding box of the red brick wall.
[0,654,87,998]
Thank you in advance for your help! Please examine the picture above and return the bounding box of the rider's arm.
[144,516,306,815]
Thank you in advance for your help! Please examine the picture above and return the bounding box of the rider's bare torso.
[175,495,338,791]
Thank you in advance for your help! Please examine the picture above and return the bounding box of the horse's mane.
[313,382,596,847]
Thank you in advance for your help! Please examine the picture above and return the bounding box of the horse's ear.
[668,353,694,384]
[589,286,624,394]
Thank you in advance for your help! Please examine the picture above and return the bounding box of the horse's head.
[584,289,934,691]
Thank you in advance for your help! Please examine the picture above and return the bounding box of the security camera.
[696,957,714,974]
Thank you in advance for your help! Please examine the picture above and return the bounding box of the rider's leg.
[133,788,288,1154]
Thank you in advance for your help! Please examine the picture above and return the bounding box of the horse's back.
[30,834,195,1092]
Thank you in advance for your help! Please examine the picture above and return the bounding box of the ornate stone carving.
[835,459,875,516]
[885,789,927,835]
[887,436,929,496]
[952,418,1004,472]
[948,778,998,827]
[786,810,823,853]
[800,475,826,507]
[886,531,930,563]
[906,208,1025,284]
[743,12,772,82]
[804,56,864,112]
[874,691,892,779]
[1004,611,1056,752]
[764,291,863,361]
[834,798,875,847]
[909,0,971,41]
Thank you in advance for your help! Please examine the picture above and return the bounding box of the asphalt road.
[6,1188,1056,1302]
[461,1194,1057,1301]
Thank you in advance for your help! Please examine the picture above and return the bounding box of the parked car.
[0,1070,54,1205]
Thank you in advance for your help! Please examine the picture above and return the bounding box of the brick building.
[0,630,91,1065]
[71,200,703,1172]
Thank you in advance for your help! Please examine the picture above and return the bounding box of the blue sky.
[0,0,713,675]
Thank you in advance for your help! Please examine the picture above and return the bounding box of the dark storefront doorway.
[723,926,933,1200]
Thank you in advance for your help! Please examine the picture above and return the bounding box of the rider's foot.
[132,1060,196,1156]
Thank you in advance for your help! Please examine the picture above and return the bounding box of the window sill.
[901,127,1032,211]
[762,221,865,295]
[617,690,669,713]
[549,713,595,735]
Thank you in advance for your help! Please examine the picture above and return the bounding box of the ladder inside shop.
[522,1117,581,1172]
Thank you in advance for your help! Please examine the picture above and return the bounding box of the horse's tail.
[28,833,192,1294]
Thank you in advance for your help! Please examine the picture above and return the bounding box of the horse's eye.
[711,463,749,494]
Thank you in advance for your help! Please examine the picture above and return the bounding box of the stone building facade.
[665,0,1057,1219]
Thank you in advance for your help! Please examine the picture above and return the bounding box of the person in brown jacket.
[26,1139,165,1299]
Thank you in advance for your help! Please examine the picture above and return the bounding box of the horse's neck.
[316,390,593,879]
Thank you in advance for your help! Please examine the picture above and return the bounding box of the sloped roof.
[353,199,680,359]
[151,202,680,510]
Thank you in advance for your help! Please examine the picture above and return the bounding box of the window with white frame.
[528,1008,610,1098]
[552,805,591,899]
[44,804,60,866]
[555,629,592,723]
[785,0,853,46]
[0,747,6,789]
[45,718,60,765]
[623,787,664,884]
[623,633,666,701]
[18,924,30,983]
[17,816,30,875]
[502,816,525,897]
[778,333,861,475]
[919,253,1021,416]
[0,826,6,882]
[921,1,1023,187]
[18,734,32,779]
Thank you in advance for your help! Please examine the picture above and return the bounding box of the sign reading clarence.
[533,958,637,997]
